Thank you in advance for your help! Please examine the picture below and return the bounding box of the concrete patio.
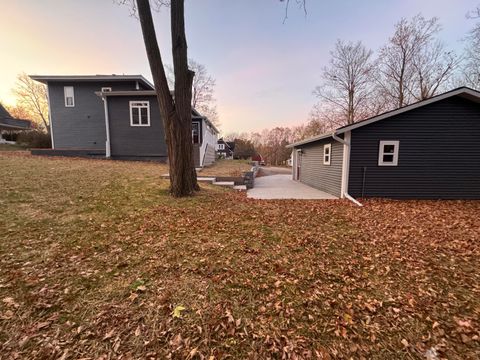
[247,174,337,200]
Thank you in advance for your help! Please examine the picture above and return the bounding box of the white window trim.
[101,87,112,92]
[218,143,225,150]
[378,140,399,166]
[64,86,75,107]
[192,121,200,144]
[129,101,150,127]
[323,143,331,165]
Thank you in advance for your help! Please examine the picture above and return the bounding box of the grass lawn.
[198,159,252,177]
[0,153,479,359]
[0,143,27,151]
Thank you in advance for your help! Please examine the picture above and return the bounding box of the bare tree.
[166,59,220,126]
[12,73,49,131]
[280,0,307,23]
[409,42,460,100]
[463,6,480,89]
[122,0,198,197]
[378,15,441,108]
[313,40,376,127]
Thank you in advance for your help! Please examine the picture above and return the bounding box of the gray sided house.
[100,91,218,166]
[288,87,480,200]
[30,75,154,151]
[30,75,218,167]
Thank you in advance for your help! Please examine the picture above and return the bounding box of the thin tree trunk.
[137,0,199,196]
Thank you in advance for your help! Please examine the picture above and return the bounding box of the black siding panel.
[348,96,480,199]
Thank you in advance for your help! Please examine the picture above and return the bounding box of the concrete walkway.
[247,174,337,200]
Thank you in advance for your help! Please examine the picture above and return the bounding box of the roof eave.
[286,132,334,148]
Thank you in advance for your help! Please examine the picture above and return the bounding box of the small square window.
[129,101,150,126]
[323,143,331,165]
[378,140,399,166]
[101,87,112,92]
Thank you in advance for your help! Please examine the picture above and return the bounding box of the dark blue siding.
[348,96,480,199]
[107,95,167,161]
[48,81,140,149]
[296,137,343,197]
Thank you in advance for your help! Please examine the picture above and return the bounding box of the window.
[378,140,399,166]
[129,101,150,127]
[218,143,225,150]
[323,143,331,165]
[64,86,74,107]
[192,122,200,144]
[101,87,112,92]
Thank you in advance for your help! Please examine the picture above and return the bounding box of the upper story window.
[129,101,150,127]
[378,140,399,166]
[192,122,200,144]
[101,87,112,92]
[64,86,74,107]
[218,143,225,150]
[323,143,331,165]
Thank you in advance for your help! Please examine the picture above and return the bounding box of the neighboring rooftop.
[29,74,154,90]
[0,103,31,130]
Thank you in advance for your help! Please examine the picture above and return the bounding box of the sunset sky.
[0,0,478,133]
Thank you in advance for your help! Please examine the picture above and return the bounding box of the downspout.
[103,94,111,158]
[332,132,362,207]
[46,85,55,149]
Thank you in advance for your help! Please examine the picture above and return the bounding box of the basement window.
[378,140,399,166]
[101,87,112,92]
[323,143,331,165]
[64,86,75,107]
[129,101,150,126]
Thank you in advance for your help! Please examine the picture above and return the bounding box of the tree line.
[226,10,480,166]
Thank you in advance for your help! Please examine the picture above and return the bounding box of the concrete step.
[212,181,235,187]
[197,177,216,182]
[233,185,247,191]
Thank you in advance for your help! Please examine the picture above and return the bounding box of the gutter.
[333,131,362,207]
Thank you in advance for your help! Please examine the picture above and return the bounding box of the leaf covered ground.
[198,159,252,177]
[0,153,479,359]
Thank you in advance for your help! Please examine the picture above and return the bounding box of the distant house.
[0,103,31,143]
[288,87,480,200]
[252,154,265,165]
[30,75,218,167]
[216,138,234,159]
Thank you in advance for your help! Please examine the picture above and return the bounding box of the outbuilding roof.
[288,86,480,148]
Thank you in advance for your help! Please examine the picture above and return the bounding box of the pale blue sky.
[0,0,478,133]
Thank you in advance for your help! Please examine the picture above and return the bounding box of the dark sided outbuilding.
[288,87,480,200]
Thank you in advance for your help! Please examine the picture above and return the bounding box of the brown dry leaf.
[103,329,115,341]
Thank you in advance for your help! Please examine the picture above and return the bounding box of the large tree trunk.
[137,0,199,197]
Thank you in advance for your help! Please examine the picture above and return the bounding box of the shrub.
[17,130,52,148]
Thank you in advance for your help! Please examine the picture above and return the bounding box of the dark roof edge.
[29,75,154,89]
[288,86,480,148]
